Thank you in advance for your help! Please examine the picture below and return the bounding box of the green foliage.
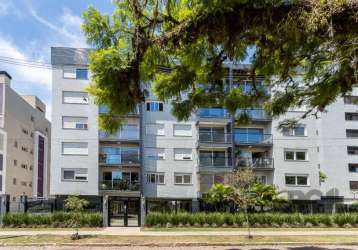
[64,195,90,212]
[250,183,287,211]
[2,212,102,228]
[82,0,358,132]
[145,212,358,227]
[204,184,234,211]
[319,171,328,182]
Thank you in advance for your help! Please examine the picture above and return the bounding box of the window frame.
[62,116,89,130]
[284,149,308,161]
[285,175,309,187]
[350,181,358,191]
[174,173,193,185]
[348,146,358,155]
[62,91,89,105]
[282,125,307,137]
[145,123,165,136]
[75,68,89,80]
[146,172,165,185]
[346,129,358,138]
[146,101,164,112]
[174,148,193,161]
[173,124,192,137]
[61,168,88,182]
[62,142,89,156]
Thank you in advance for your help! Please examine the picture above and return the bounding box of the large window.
[350,181,358,190]
[61,168,88,181]
[62,142,88,155]
[146,173,165,184]
[62,116,88,130]
[99,146,139,164]
[344,96,358,104]
[346,113,358,121]
[285,175,309,186]
[348,146,358,155]
[63,91,89,104]
[349,164,358,173]
[63,67,88,80]
[173,124,192,137]
[146,101,163,111]
[174,173,192,185]
[199,150,227,167]
[145,148,165,160]
[284,150,307,161]
[146,124,165,136]
[76,69,88,80]
[347,129,358,138]
[174,148,193,160]
[282,125,306,136]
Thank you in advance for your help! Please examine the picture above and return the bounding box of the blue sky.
[0,0,115,120]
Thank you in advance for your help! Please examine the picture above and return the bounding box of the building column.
[192,198,200,212]
[102,195,109,227]
[140,195,146,226]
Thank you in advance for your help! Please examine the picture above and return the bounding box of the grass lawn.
[142,227,358,232]
[1,235,358,245]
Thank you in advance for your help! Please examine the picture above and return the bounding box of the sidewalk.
[1,227,358,236]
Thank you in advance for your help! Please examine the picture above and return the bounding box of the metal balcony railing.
[199,131,232,143]
[197,108,230,119]
[99,153,140,165]
[234,133,273,145]
[99,180,139,191]
[236,157,274,169]
[236,109,271,121]
[199,156,232,168]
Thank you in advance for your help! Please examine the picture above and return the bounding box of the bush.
[145,212,358,228]
[2,212,102,228]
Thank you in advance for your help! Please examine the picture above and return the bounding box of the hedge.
[145,212,358,227]
[2,212,102,228]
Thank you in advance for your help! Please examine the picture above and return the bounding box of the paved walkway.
[2,228,358,236]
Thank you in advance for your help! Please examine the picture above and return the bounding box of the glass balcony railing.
[199,156,232,168]
[236,109,271,121]
[99,180,139,191]
[99,147,140,165]
[99,128,139,141]
[236,157,274,169]
[199,131,232,143]
[197,108,230,119]
[234,133,273,145]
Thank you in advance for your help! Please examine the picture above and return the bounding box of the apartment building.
[0,71,50,210]
[51,47,358,226]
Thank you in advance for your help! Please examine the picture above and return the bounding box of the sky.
[0,0,116,120]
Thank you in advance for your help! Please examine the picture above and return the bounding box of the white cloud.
[0,0,22,17]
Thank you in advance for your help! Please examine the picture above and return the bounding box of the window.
[145,148,165,160]
[13,178,16,185]
[13,159,17,166]
[21,164,27,169]
[62,168,88,181]
[348,146,358,155]
[30,116,34,122]
[21,146,28,152]
[344,96,358,104]
[62,116,88,130]
[146,173,165,184]
[146,101,163,111]
[76,69,88,80]
[285,175,309,186]
[173,124,192,137]
[350,181,358,190]
[349,164,358,173]
[63,67,76,78]
[63,91,89,104]
[174,148,193,160]
[174,173,192,185]
[282,125,306,136]
[62,142,88,155]
[146,124,164,136]
[346,113,358,121]
[14,141,17,148]
[284,150,307,161]
[347,129,358,138]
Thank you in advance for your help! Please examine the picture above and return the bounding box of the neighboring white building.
[0,71,51,211]
[50,47,358,226]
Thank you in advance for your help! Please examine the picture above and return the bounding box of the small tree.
[64,195,89,212]
[250,183,286,212]
[204,183,234,212]
[228,168,256,238]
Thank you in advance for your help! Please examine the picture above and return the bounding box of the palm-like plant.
[250,183,286,212]
[204,183,234,212]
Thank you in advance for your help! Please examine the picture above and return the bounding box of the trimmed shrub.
[1,212,102,228]
[145,212,358,228]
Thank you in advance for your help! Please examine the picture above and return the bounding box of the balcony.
[99,147,140,166]
[236,109,271,122]
[99,127,140,142]
[99,105,140,116]
[236,157,274,170]
[199,155,232,172]
[234,133,273,146]
[99,180,140,192]
[199,131,232,147]
[197,108,230,119]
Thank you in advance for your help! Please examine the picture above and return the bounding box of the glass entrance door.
[109,198,140,227]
